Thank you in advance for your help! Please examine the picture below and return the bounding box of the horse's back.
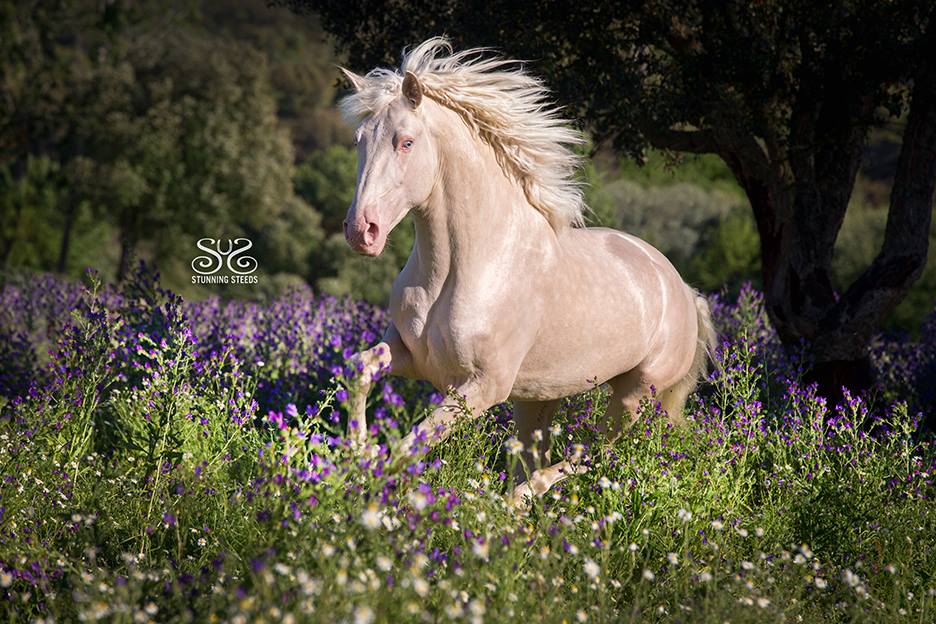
[555,227,691,306]
[577,227,681,277]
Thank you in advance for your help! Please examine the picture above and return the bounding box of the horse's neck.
[410,132,540,293]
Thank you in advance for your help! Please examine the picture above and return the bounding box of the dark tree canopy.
[285,0,936,397]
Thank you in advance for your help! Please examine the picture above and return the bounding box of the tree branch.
[642,127,720,154]
[643,125,773,182]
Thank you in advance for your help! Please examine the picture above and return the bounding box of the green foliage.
[0,156,63,267]
[578,157,618,228]
[0,1,326,298]
[687,209,761,292]
[199,0,352,156]
[294,145,358,233]
[94,27,321,285]
[617,150,744,197]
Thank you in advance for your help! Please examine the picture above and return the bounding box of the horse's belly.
[510,319,650,400]
[509,228,686,401]
[510,287,655,399]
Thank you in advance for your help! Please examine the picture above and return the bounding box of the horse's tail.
[690,292,718,384]
[660,291,718,422]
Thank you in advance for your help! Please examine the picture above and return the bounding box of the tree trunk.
[0,211,20,267]
[56,198,77,274]
[117,237,133,281]
[751,74,936,408]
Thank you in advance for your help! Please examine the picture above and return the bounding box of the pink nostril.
[364,222,379,245]
[342,221,350,241]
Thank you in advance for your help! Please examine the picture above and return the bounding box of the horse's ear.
[340,67,369,92]
[402,71,423,109]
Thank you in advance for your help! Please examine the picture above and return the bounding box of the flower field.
[1,267,935,623]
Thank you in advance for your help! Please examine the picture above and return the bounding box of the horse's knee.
[348,344,393,388]
[463,375,512,408]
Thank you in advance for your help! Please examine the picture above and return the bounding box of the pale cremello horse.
[340,38,716,507]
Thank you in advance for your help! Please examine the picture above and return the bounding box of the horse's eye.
[400,139,414,152]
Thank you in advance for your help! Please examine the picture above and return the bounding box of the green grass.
[0,282,934,623]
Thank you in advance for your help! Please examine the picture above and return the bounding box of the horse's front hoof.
[507,484,535,513]
[350,438,381,461]
[362,443,381,460]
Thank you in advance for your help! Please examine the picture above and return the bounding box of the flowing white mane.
[340,37,586,230]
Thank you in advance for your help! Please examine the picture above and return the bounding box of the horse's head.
[341,70,438,257]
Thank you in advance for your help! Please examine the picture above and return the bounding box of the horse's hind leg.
[508,365,694,510]
[658,380,692,425]
[605,359,695,432]
[508,377,649,510]
[508,459,589,509]
[602,369,654,441]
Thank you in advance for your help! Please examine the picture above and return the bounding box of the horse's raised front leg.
[346,326,413,450]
